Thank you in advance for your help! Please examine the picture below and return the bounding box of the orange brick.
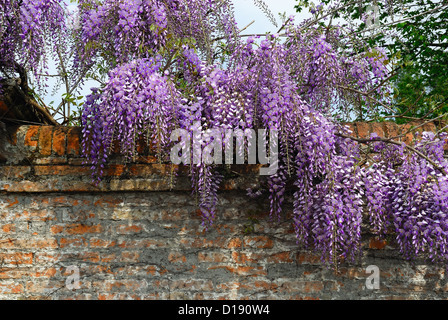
[34,165,90,176]
[116,224,143,234]
[59,237,87,248]
[297,253,321,264]
[422,122,436,132]
[135,155,158,164]
[89,238,116,248]
[370,123,385,138]
[65,224,103,235]
[0,252,33,265]
[78,252,100,263]
[103,280,147,292]
[120,251,140,263]
[104,164,126,176]
[24,126,40,148]
[243,236,273,249]
[67,127,81,156]
[52,127,66,156]
[100,253,116,263]
[50,225,64,234]
[1,224,15,233]
[5,197,19,208]
[383,122,400,139]
[369,237,387,249]
[38,126,54,156]
[7,239,58,249]
[0,282,24,294]
[209,265,267,276]
[355,122,372,139]
[279,280,324,293]
[267,251,293,263]
[227,238,242,249]
[0,166,31,179]
[198,252,229,263]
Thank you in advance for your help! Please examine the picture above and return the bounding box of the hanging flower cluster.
[81,57,180,181]
[77,0,448,268]
[0,0,67,91]
[365,132,448,264]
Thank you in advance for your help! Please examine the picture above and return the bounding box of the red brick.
[128,164,174,176]
[400,122,419,145]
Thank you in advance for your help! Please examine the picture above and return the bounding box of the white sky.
[232,0,311,34]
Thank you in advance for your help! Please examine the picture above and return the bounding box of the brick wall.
[1,122,448,300]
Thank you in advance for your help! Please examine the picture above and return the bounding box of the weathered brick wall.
[1,122,448,300]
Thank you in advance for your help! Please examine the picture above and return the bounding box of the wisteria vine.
[2,0,448,269]
[78,0,448,268]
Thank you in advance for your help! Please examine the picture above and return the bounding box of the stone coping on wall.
[0,121,446,193]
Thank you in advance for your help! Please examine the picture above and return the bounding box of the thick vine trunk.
[0,78,57,126]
